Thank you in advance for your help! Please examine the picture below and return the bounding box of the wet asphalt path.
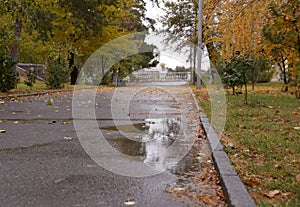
[0,82,203,207]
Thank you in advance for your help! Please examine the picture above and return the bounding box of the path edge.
[191,92,256,207]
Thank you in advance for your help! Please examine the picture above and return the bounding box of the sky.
[144,0,190,69]
[144,0,210,70]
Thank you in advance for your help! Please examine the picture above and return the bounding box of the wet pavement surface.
[0,82,226,207]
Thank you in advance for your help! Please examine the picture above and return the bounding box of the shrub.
[0,57,18,92]
[24,71,37,87]
[257,68,275,83]
[45,63,68,89]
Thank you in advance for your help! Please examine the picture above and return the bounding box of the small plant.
[46,99,53,106]
[0,57,18,92]
[46,63,68,89]
[24,71,37,87]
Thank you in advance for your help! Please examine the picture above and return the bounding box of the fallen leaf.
[282,192,293,197]
[173,187,185,191]
[0,120,7,123]
[255,161,264,167]
[62,121,68,125]
[296,174,300,182]
[64,136,74,140]
[124,200,136,206]
[0,130,6,133]
[294,127,300,130]
[14,121,19,124]
[227,142,234,148]
[0,101,5,104]
[265,190,281,198]
[248,180,261,186]
[54,178,65,183]
[46,99,53,106]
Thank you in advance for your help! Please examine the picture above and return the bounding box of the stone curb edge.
[190,91,256,207]
[0,87,96,99]
[0,92,48,99]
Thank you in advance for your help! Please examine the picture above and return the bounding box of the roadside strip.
[191,93,256,207]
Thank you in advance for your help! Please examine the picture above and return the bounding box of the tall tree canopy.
[157,0,300,87]
[0,0,157,88]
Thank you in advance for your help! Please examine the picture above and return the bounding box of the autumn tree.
[263,0,300,89]
[160,0,222,64]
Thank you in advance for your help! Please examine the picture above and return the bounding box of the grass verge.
[193,83,300,207]
[0,82,115,97]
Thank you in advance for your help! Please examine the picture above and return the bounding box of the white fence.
[128,72,191,82]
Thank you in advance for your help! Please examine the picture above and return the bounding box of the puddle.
[102,117,197,174]
[100,123,149,133]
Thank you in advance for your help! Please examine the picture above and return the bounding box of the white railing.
[128,72,190,82]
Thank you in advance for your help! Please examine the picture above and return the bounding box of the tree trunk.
[280,59,288,85]
[69,51,79,85]
[245,79,248,104]
[11,14,22,71]
[70,66,79,85]
[278,58,289,92]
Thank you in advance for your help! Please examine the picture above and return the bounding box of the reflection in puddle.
[103,118,192,173]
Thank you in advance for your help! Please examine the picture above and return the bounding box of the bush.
[45,63,68,89]
[24,71,37,87]
[257,68,275,83]
[0,57,18,92]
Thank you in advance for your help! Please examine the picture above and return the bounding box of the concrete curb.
[0,92,48,99]
[0,87,93,99]
[191,91,256,207]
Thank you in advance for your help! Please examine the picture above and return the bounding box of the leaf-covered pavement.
[0,82,227,207]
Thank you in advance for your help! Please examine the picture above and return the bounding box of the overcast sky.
[143,0,210,71]
[144,0,191,69]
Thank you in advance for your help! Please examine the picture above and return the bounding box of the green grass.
[193,83,300,206]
